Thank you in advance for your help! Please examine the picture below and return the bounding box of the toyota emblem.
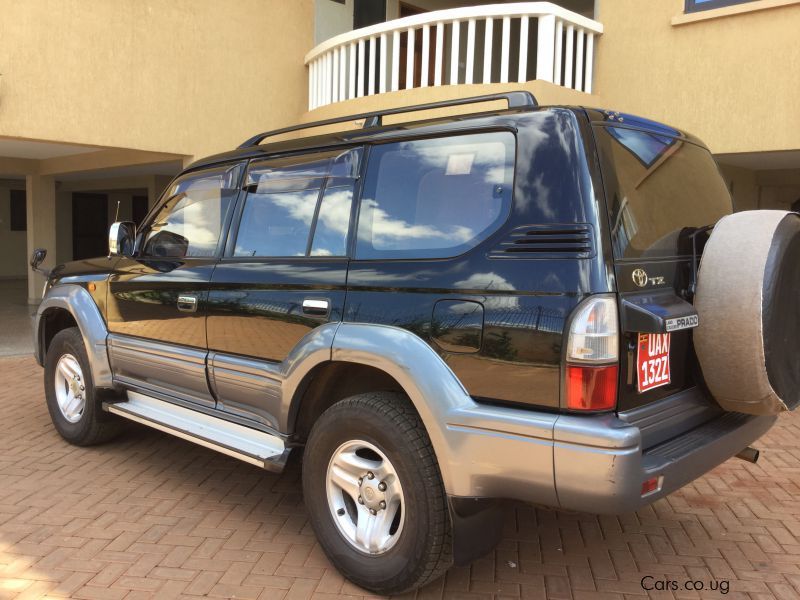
[632,268,649,288]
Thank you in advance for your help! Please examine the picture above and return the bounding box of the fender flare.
[328,323,490,496]
[35,284,113,388]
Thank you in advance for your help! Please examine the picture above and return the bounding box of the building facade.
[1,0,798,301]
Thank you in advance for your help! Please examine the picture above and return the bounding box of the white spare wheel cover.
[694,210,800,415]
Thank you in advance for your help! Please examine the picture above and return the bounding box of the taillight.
[565,295,619,411]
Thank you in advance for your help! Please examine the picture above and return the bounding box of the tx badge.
[631,268,665,288]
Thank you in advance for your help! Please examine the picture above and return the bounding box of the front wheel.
[302,392,453,594]
[44,327,121,446]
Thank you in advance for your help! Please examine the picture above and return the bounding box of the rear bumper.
[553,411,776,514]
[445,403,776,514]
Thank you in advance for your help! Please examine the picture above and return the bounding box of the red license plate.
[637,333,671,393]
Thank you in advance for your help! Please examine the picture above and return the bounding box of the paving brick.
[5,354,800,599]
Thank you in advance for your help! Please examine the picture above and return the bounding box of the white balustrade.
[305,2,603,110]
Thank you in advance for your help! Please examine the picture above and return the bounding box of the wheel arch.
[284,322,480,495]
[35,284,113,388]
[37,306,78,363]
[289,361,406,441]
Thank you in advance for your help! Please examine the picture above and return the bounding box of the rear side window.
[355,131,515,260]
[595,126,732,260]
[233,148,360,258]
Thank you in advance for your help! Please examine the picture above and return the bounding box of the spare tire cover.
[694,210,800,415]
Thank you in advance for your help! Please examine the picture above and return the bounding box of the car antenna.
[108,200,122,261]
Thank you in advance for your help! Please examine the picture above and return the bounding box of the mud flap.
[448,497,505,566]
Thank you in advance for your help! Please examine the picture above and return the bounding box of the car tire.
[302,392,453,595]
[44,327,122,446]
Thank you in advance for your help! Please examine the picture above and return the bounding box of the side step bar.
[105,392,289,471]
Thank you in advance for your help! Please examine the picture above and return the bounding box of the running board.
[104,392,289,471]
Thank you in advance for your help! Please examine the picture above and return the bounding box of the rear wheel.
[44,327,122,445]
[302,392,453,594]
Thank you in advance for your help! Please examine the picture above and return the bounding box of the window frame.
[135,162,246,261]
[684,0,756,12]
[222,146,366,262]
[351,128,518,262]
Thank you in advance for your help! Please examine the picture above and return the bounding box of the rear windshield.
[595,125,732,260]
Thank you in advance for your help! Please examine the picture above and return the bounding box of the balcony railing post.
[482,17,493,84]
[465,19,476,84]
[391,30,400,92]
[554,19,563,85]
[421,24,430,87]
[517,16,529,82]
[434,22,444,86]
[450,21,460,85]
[368,36,377,95]
[500,16,511,84]
[536,14,556,83]
[575,29,584,92]
[379,33,388,94]
[348,42,357,99]
[332,51,339,103]
[406,28,415,90]
[564,24,574,88]
[338,47,345,101]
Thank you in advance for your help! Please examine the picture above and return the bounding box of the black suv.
[32,92,799,594]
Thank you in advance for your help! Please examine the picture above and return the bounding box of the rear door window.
[232,148,361,258]
[595,125,732,260]
[355,131,515,260]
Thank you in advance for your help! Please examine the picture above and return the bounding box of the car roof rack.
[238,91,537,149]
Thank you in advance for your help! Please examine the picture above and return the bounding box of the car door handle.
[302,298,329,316]
[177,295,198,313]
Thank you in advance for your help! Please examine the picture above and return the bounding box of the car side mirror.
[30,248,48,273]
[109,221,136,257]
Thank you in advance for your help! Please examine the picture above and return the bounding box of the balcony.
[305,2,602,111]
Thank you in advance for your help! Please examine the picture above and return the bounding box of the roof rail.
[238,91,537,149]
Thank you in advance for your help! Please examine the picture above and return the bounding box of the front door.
[206,148,361,429]
[106,163,243,407]
[72,193,108,260]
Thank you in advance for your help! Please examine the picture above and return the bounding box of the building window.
[10,189,26,231]
[685,0,757,12]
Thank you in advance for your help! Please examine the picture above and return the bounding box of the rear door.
[205,148,361,429]
[592,122,733,413]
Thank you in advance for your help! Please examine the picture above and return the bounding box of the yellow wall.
[594,0,800,154]
[0,0,314,161]
[718,164,760,211]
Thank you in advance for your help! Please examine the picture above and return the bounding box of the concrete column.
[147,175,174,208]
[26,175,57,303]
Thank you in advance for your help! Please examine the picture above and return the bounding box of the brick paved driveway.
[2,355,800,600]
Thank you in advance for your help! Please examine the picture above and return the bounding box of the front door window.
[140,164,241,259]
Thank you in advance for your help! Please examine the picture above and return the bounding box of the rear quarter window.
[595,125,732,260]
[355,131,515,260]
